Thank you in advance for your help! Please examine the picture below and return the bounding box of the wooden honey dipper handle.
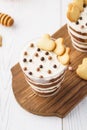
[0,13,14,27]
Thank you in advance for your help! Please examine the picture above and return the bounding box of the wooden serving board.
[11,24,87,118]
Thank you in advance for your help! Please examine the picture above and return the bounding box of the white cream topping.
[20,41,67,82]
[67,6,87,33]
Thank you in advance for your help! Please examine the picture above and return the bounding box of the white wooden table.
[0,0,87,130]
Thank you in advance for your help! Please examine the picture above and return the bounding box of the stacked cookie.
[67,0,87,52]
[19,35,70,97]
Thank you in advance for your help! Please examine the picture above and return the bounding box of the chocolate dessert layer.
[72,39,87,49]
[25,73,64,88]
[19,40,67,97]
[72,37,87,45]
[25,77,63,94]
[24,71,65,84]
[69,32,87,42]
[69,26,87,36]
[33,86,61,97]
[72,42,87,52]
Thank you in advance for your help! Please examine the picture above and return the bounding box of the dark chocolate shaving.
[23,58,27,62]
[39,65,43,68]
[41,57,45,61]
[29,72,32,75]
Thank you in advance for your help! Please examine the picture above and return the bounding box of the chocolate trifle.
[67,0,87,52]
[19,35,68,97]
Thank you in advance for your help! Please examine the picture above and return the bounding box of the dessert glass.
[19,38,67,97]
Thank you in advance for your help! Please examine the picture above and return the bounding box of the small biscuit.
[76,58,87,80]
[54,38,65,56]
[67,3,80,22]
[0,35,2,46]
[58,47,71,65]
[73,0,84,12]
[37,34,56,51]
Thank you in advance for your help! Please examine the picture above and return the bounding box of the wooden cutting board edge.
[11,24,87,118]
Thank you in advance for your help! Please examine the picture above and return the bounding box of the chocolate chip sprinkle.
[37,68,40,72]
[39,75,43,78]
[23,67,27,71]
[81,25,84,29]
[48,56,52,60]
[83,4,86,8]
[86,23,87,26]
[48,70,52,74]
[76,21,79,25]
[30,43,34,47]
[24,51,28,55]
[37,48,40,51]
[39,65,43,68]
[45,52,49,55]
[53,64,57,68]
[29,59,32,62]
[35,52,39,57]
[79,17,82,20]
[29,72,32,75]
[41,57,45,61]
[23,58,27,62]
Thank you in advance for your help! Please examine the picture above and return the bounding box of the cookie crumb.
[68,66,73,71]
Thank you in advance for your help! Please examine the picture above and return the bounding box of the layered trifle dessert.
[67,0,87,52]
[19,34,70,97]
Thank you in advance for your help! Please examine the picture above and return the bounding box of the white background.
[0,0,87,130]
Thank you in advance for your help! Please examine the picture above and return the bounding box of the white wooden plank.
[62,0,87,130]
[3,88,62,130]
[0,0,62,130]
[63,98,87,130]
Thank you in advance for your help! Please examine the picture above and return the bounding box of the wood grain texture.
[11,24,87,118]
